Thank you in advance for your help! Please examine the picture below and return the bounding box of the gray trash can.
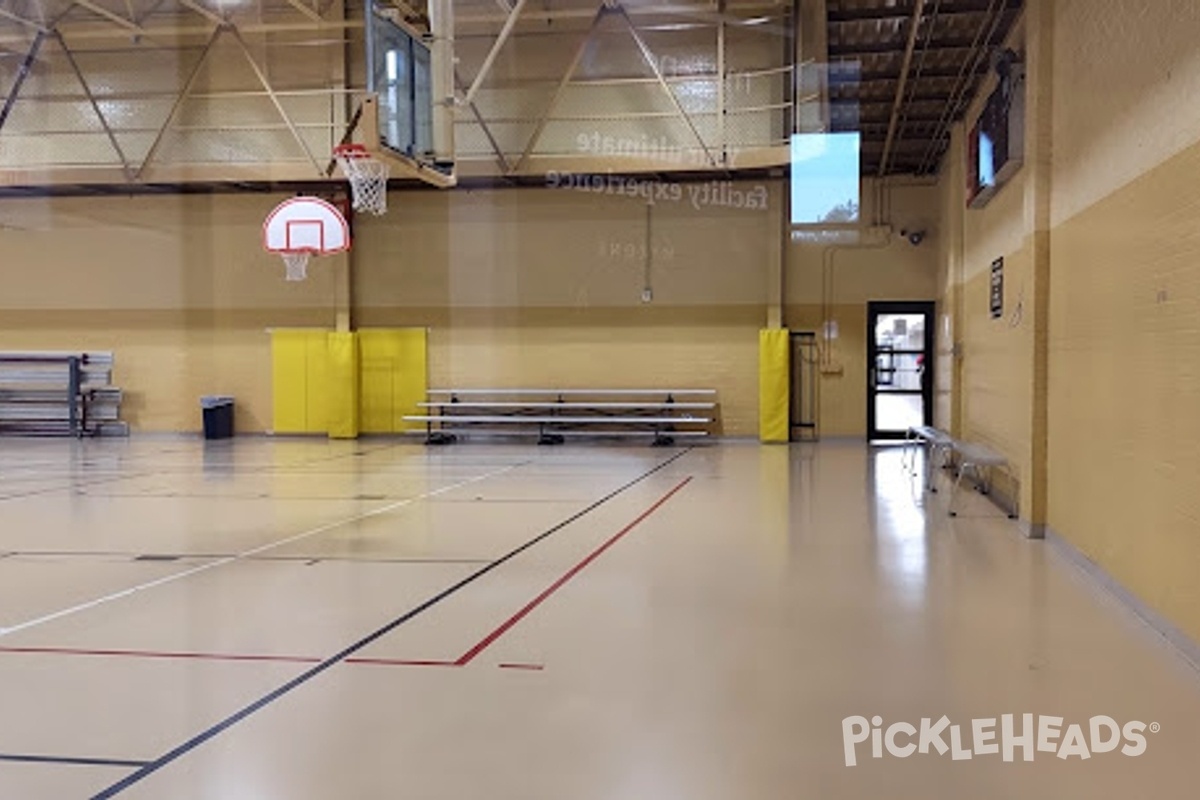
[201,396,234,440]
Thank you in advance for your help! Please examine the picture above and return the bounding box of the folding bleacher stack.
[0,352,127,437]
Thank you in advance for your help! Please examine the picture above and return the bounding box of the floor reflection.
[869,444,931,607]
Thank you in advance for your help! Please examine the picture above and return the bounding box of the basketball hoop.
[281,251,312,282]
[334,143,389,215]
[263,197,350,282]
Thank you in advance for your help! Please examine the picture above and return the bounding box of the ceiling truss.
[0,0,1025,188]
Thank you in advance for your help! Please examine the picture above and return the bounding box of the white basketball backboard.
[263,197,350,254]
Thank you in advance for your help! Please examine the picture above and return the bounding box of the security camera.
[993,48,1021,79]
[900,229,926,246]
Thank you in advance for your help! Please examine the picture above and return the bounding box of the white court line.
[0,460,528,639]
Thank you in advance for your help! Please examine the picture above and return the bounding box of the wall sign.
[990,257,1004,319]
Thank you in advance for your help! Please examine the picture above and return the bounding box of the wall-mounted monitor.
[790,132,862,225]
[966,61,1025,208]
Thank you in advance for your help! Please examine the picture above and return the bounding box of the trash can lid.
[200,395,234,408]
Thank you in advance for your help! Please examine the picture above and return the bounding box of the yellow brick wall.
[1046,0,1200,641]
[352,184,775,435]
[934,0,1200,641]
[0,195,340,432]
[1047,137,1200,641]
[355,181,940,437]
[786,182,941,436]
[0,181,940,439]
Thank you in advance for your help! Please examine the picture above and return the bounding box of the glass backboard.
[367,2,433,160]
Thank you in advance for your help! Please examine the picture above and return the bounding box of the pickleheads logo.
[842,715,1159,766]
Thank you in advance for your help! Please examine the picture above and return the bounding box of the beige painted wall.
[356,179,940,438]
[1048,138,1200,642]
[0,194,341,432]
[784,181,941,437]
[934,127,965,435]
[955,168,1034,513]
[354,182,776,436]
[935,0,1200,641]
[1045,0,1200,640]
[0,178,939,439]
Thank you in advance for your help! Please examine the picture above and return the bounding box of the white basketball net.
[281,251,311,282]
[337,152,389,215]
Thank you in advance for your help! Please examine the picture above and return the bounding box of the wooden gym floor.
[0,437,1198,799]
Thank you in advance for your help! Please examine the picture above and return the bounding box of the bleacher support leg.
[536,423,564,445]
[67,356,81,438]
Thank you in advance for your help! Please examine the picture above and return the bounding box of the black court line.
[75,493,423,501]
[0,753,150,769]
[0,473,162,503]
[0,442,405,504]
[91,447,692,799]
[3,551,494,566]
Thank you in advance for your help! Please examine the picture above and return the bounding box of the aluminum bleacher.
[0,352,127,438]
[404,389,716,446]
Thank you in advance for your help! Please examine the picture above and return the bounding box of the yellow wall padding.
[326,332,360,439]
[359,328,428,434]
[759,328,790,443]
[271,329,331,434]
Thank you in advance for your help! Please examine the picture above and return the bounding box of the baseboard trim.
[1044,528,1200,675]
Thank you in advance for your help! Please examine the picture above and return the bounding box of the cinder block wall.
[0,194,340,433]
[936,0,1200,641]
[0,183,940,439]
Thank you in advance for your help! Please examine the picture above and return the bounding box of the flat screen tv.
[967,62,1024,208]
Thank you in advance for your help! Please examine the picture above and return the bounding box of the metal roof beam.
[0,5,47,31]
[177,0,226,25]
[829,35,989,55]
[72,0,143,33]
[462,0,527,106]
[828,0,1020,22]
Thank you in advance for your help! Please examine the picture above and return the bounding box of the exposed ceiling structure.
[827,0,1024,175]
[0,0,1025,195]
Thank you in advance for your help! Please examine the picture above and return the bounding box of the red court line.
[0,476,692,673]
[343,658,457,667]
[0,645,321,665]
[454,475,693,666]
[0,646,457,669]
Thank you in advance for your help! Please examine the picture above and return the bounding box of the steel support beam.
[282,0,324,24]
[617,5,717,168]
[463,0,528,107]
[917,0,1005,172]
[828,35,991,56]
[0,20,364,46]
[0,6,46,30]
[229,26,325,176]
[136,25,222,180]
[73,0,144,33]
[429,0,456,165]
[512,3,609,173]
[878,0,925,176]
[717,0,726,161]
[0,32,46,134]
[387,0,424,21]
[455,69,509,173]
[828,0,1019,22]
[457,2,781,26]
[178,0,227,26]
[134,0,173,25]
[55,30,134,181]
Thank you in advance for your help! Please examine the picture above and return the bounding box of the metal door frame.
[866,301,934,441]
